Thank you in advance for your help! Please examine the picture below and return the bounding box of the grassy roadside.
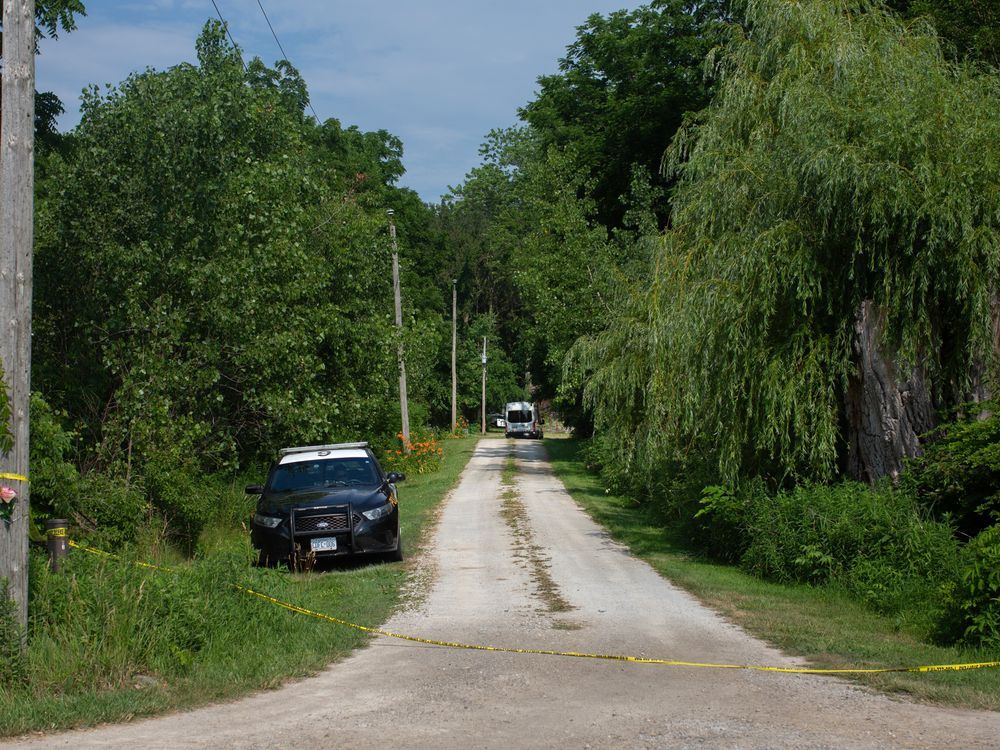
[0,437,479,737]
[543,437,1000,711]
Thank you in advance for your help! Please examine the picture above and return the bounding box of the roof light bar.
[279,442,369,456]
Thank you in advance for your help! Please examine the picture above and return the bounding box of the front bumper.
[505,429,542,439]
[252,502,399,565]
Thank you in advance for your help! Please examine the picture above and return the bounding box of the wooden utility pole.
[480,337,487,435]
[0,0,37,630]
[388,210,410,452]
[451,280,457,431]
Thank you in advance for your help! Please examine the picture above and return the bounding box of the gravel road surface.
[6,439,999,749]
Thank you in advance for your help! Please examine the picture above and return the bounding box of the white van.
[504,401,543,439]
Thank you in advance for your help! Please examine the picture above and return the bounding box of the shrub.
[448,415,470,438]
[694,483,756,562]
[740,481,958,589]
[62,472,149,546]
[910,401,1000,536]
[143,463,217,552]
[940,524,1000,648]
[28,392,79,517]
[381,431,443,475]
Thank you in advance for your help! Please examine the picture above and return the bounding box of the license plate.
[311,537,338,552]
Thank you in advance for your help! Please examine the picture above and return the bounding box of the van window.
[506,410,532,423]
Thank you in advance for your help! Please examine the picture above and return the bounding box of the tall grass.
[545,437,1000,709]
[0,437,478,736]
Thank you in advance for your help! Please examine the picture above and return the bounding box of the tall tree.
[886,0,999,65]
[33,23,403,482]
[520,0,725,228]
[577,0,999,486]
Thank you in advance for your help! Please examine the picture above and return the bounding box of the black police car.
[247,442,404,568]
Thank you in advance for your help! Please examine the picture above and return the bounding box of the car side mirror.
[387,472,406,484]
[245,484,264,495]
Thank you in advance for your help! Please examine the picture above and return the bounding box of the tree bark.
[967,293,1000,407]
[845,301,935,483]
[0,0,36,631]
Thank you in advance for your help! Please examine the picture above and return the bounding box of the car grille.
[295,513,359,533]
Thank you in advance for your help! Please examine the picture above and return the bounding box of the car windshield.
[506,410,532,423]
[268,457,380,492]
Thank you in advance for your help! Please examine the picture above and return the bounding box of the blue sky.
[36,1,639,202]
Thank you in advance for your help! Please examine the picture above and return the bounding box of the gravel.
[6,439,999,749]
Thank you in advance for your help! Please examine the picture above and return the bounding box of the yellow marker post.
[45,519,69,572]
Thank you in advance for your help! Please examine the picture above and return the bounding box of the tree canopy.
[574,0,999,485]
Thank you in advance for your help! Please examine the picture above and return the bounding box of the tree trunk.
[967,293,1000,407]
[845,301,935,483]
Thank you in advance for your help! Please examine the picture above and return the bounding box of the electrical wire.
[209,0,248,72]
[255,0,322,123]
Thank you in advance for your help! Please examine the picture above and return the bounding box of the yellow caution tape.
[47,527,68,538]
[68,540,176,573]
[0,472,28,482]
[68,540,1000,676]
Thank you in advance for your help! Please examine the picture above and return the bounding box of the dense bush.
[61,473,149,546]
[381,430,445,476]
[693,477,969,637]
[939,524,1000,648]
[26,393,78,517]
[911,402,1000,536]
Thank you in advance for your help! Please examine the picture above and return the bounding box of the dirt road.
[7,440,1000,748]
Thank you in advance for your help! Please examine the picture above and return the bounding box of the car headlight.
[253,513,283,529]
[362,503,393,521]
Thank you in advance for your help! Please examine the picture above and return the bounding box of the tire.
[386,531,403,563]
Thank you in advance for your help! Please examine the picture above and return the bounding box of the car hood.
[259,486,388,515]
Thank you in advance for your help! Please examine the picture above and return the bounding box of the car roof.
[279,448,371,465]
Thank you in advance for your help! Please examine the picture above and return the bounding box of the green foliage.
[694,483,753,562]
[941,524,1000,647]
[887,0,999,65]
[911,402,1000,535]
[741,481,958,587]
[380,429,444,476]
[0,579,26,689]
[23,546,269,690]
[578,0,1000,484]
[28,392,79,516]
[690,476,969,636]
[444,1,717,412]
[64,473,148,547]
[520,0,724,228]
[33,22,406,482]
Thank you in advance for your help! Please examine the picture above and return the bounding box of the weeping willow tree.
[572,0,999,487]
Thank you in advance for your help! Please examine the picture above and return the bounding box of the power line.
[209,0,248,72]
[255,0,322,123]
